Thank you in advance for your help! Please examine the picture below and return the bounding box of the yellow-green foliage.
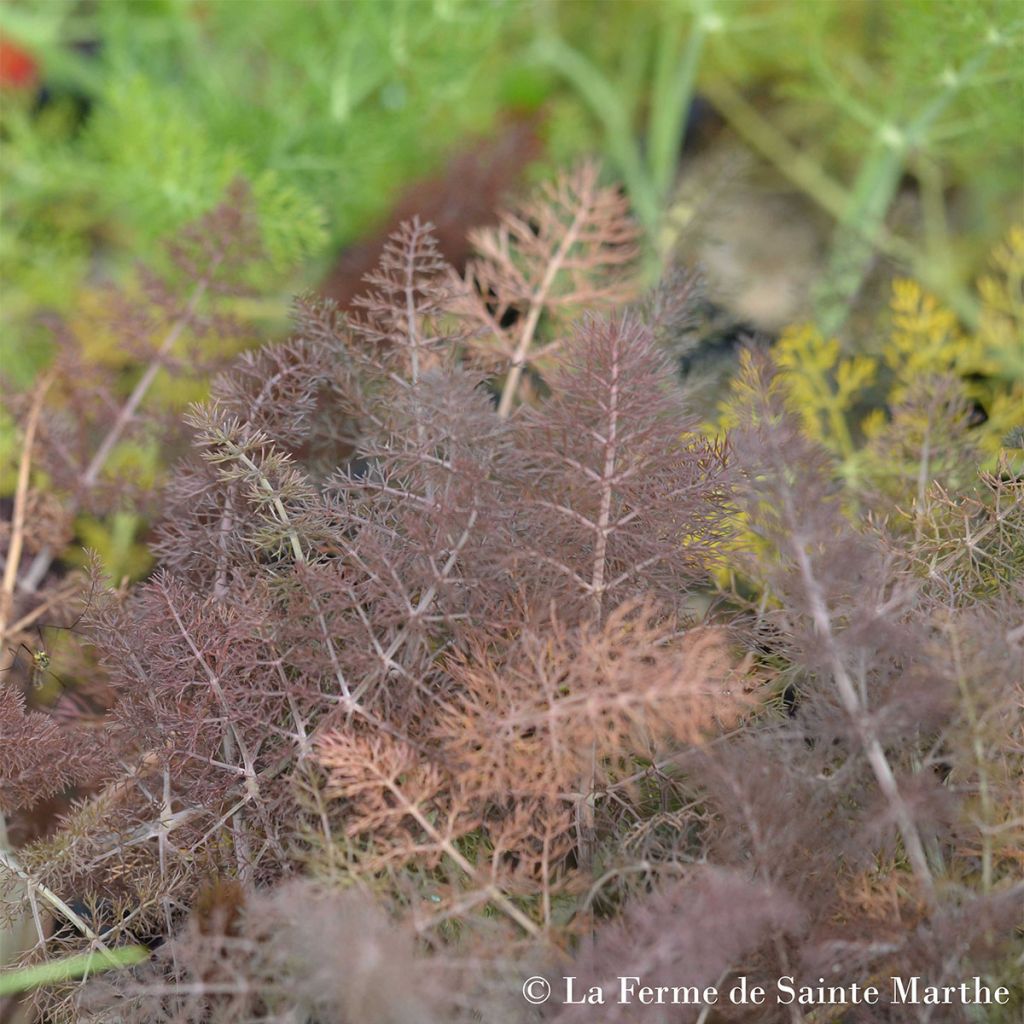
[0,278,257,581]
[711,227,1023,587]
[977,225,1024,382]
[717,226,1022,472]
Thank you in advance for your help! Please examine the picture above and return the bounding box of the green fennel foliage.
[0,0,547,382]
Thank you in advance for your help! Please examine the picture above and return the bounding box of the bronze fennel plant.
[0,166,1021,1024]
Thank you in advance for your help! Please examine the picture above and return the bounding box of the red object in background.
[0,35,39,89]
[322,110,545,309]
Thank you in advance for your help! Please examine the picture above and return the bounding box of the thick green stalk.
[813,138,905,336]
[647,5,711,214]
[0,947,148,996]
[815,46,994,335]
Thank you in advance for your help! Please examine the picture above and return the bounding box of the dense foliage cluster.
[4,0,1020,614]
[0,165,1021,1022]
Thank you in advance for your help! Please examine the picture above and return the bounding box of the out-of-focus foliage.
[0,182,266,582]
[718,226,1023,467]
[768,0,1022,193]
[4,0,1021,379]
[0,0,551,382]
[711,225,1023,591]
[541,0,1022,329]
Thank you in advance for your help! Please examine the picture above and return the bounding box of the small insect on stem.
[3,638,61,693]
[28,644,52,691]
[1,577,97,699]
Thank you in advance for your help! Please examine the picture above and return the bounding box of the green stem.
[814,139,904,336]
[648,8,708,213]
[815,45,994,335]
[533,36,658,236]
[0,947,148,996]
